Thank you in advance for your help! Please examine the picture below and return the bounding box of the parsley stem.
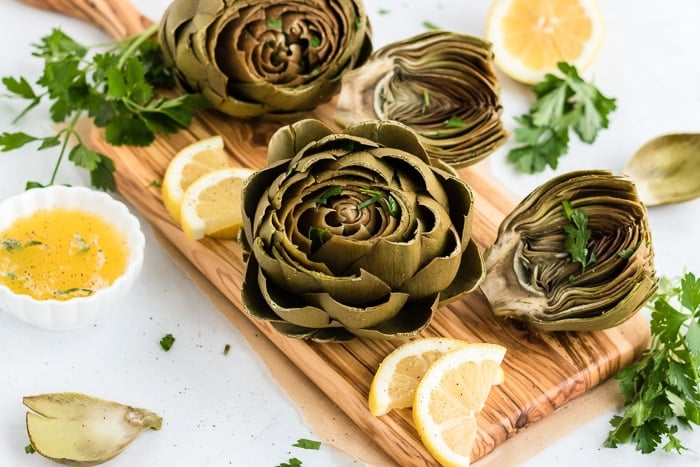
[117,23,160,70]
[49,114,80,186]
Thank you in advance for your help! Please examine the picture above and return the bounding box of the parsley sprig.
[605,272,700,454]
[0,26,207,190]
[562,200,595,274]
[508,62,617,173]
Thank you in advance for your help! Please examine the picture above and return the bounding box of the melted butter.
[0,208,128,301]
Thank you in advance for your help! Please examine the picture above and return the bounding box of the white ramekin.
[0,185,145,330]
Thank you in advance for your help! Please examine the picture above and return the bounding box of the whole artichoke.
[240,119,483,342]
[335,30,507,167]
[158,0,373,119]
[480,170,657,331]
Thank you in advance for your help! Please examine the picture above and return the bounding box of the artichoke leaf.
[348,294,438,340]
[624,133,700,206]
[24,392,161,466]
[271,322,356,342]
[258,269,334,328]
[305,291,409,329]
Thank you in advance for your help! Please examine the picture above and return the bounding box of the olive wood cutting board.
[23,0,651,464]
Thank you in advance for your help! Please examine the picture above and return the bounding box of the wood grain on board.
[22,0,651,464]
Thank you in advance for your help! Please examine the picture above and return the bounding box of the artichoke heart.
[240,119,484,342]
[480,170,658,331]
[158,0,372,119]
[24,392,162,466]
[335,30,507,168]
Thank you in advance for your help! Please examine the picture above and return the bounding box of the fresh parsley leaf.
[313,186,342,206]
[25,443,35,454]
[1,24,208,190]
[605,272,700,454]
[160,333,175,351]
[293,438,321,450]
[508,62,616,173]
[562,200,595,273]
[276,458,302,467]
[422,21,440,30]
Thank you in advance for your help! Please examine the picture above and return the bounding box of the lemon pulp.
[0,208,128,300]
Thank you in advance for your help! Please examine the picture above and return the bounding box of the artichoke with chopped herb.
[158,0,372,119]
[480,170,658,331]
[335,30,507,167]
[240,119,483,342]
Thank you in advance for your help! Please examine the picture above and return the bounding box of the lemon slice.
[413,343,506,467]
[180,167,254,240]
[486,0,605,84]
[368,338,472,416]
[161,135,229,222]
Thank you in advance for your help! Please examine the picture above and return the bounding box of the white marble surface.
[1,1,699,466]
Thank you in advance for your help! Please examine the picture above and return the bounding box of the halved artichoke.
[480,170,658,331]
[240,119,484,342]
[335,30,507,167]
[158,0,372,119]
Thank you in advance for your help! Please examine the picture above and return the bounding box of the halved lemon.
[180,167,254,240]
[412,343,506,467]
[485,0,605,84]
[161,135,229,222]
[368,338,471,417]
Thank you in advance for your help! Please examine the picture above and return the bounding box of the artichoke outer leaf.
[438,238,484,304]
[267,119,336,165]
[305,291,409,329]
[242,253,289,322]
[258,268,335,329]
[345,120,431,163]
[271,322,356,342]
[348,294,438,340]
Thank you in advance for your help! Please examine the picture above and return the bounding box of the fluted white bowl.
[0,186,145,330]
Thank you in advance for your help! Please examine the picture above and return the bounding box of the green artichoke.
[158,0,373,119]
[335,30,507,167]
[480,170,657,331]
[240,119,484,342]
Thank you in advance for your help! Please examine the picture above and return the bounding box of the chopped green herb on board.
[605,272,700,454]
[508,62,616,173]
[0,26,207,191]
[159,333,175,351]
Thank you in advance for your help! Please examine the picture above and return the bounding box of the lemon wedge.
[180,167,254,240]
[368,338,474,416]
[412,343,506,467]
[161,135,229,222]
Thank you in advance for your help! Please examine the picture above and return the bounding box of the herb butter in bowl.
[0,185,145,330]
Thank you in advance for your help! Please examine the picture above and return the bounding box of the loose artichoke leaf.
[348,294,438,340]
[624,133,700,206]
[305,291,409,329]
[24,392,161,466]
